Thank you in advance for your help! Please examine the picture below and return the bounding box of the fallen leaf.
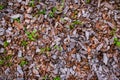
[14,21,23,30]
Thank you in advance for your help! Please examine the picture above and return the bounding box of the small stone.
[52,55,57,59]
[76,54,81,62]
[103,53,108,65]
[33,68,39,75]
[0,28,5,36]
[27,7,32,13]
[53,69,58,74]
[17,65,23,75]
[36,47,40,53]
[85,31,89,40]
[96,43,103,51]
[17,0,22,3]
[18,50,22,57]
[0,48,4,53]
[25,14,33,18]
[4,68,10,75]
[0,40,3,45]
[11,14,21,19]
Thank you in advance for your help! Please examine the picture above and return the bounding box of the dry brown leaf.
[14,21,23,30]
[68,48,76,55]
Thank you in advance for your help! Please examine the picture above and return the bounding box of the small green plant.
[38,9,46,15]
[54,45,62,51]
[69,20,82,29]
[0,55,12,66]
[13,18,20,23]
[49,11,54,18]
[29,0,35,7]
[49,7,57,18]
[54,76,60,80]
[0,5,4,10]
[40,46,51,54]
[40,48,46,53]
[0,59,4,65]
[114,37,120,47]
[86,0,91,3]
[110,28,117,35]
[43,75,49,80]
[4,41,9,47]
[26,30,37,41]
[20,60,28,67]
[21,40,28,47]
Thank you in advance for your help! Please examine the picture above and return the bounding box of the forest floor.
[0,0,120,80]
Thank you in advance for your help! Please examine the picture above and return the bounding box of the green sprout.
[49,7,57,18]
[69,20,82,29]
[38,9,46,15]
[54,76,61,80]
[43,75,49,80]
[49,11,54,18]
[40,48,46,53]
[13,18,20,23]
[52,7,57,13]
[114,37,120,47]
[0,5,4,10]
[4,41,9,47]
[26,30,37,41]
[40,46,51,54]
[110,28,117,35]
[0,59,4,65]
[21,40,28,47]
[86,0,91,3]
[54,45,62,51]
[0,55,12,66]
[29,0,35,7]
[20,60,28,67]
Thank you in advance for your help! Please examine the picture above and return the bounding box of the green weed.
[0,59,4,65]
[0,5,4,10]
[21,40,28,47]
[38,9,46,15]
[29,0,35,7]
[26,30,37,41]
[20,60,28,67]
[114,37,120,47]
[110,28,117,35]
[69,20,82,29]
[0,55,12,66]
[54,76,60,80]
[4,41,9,47]
[40,46,51,54]
[49,7,57,18]
[13,18,20,23]
[54,45,62,51]
[86,0,91,3]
